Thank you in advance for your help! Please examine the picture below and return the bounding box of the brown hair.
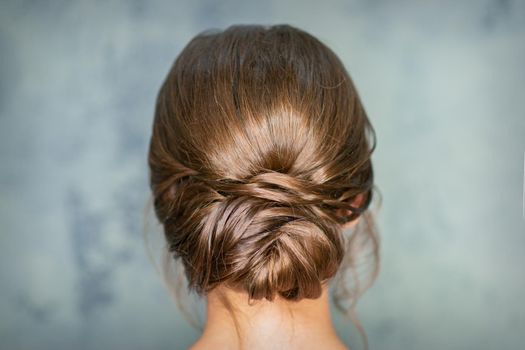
[146,24,381,349]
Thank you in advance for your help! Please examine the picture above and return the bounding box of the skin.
[189,204,362,350]
[189,284,350,350]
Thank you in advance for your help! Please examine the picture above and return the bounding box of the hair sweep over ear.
[147,23,381,347]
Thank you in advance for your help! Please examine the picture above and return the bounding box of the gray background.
[1,0,524,349]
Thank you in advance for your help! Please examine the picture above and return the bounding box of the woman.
[147,24,380,350]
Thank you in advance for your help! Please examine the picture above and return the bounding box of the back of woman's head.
[148,24,379,306]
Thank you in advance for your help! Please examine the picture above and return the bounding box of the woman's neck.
[189,284,348,350]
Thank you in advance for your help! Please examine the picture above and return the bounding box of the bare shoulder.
[187,338,211,350]
[310,338,349,350]
[187,336,233,350]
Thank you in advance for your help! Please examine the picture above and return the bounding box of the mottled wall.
[1,1,524,349]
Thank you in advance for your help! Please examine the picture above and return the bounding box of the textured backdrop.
[1,1,524,349]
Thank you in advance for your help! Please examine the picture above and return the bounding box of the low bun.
[158,171,349,301]
[238,215,344,301]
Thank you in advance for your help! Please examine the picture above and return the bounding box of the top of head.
[148,24,376,303]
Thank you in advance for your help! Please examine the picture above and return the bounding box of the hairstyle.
[147,24,381,349]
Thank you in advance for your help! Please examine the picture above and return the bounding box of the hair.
[146,24,381,349]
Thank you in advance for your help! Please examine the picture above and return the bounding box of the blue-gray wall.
[1,1,524,349]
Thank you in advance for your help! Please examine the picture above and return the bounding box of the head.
[147,23,380,336]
